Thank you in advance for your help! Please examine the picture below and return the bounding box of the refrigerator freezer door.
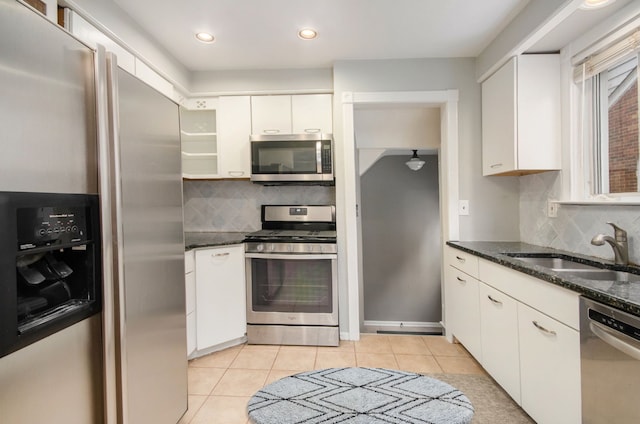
[0,0,98,194]
[105,58,187,423]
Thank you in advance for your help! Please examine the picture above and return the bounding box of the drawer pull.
[213,252,230,257]
[456,276,466,283]
[490,163,503,168]
[263,129,280,134]
[532,320,556,336]
[304,128,321,133]
[487,295,502,305]
[455,256,466,263]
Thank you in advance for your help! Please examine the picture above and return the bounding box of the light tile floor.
[178,334,486,424]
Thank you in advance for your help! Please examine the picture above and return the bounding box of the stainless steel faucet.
[591,222,629,266]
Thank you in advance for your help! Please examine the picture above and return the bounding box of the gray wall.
[520,172,640,263]
[333,58,521,242]
[183,180,335,232]
[361,155,441,324]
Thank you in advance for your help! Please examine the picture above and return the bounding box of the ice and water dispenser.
[0,192,101,358]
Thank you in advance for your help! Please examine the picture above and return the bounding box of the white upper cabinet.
[482,54,561,176]
[291,94,333,134]
[218,96,252,178]
[180,98,219,179]
[251,94,332,135]
[251,95,292,135]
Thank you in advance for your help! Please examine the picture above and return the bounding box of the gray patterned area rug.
[247,367,474,424]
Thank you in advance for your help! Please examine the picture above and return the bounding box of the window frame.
[565,24,640,205]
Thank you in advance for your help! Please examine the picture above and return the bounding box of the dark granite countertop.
[185,232,247,250]
[447,241,640,317]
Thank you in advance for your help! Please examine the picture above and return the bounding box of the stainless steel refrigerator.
[0,1,187,423]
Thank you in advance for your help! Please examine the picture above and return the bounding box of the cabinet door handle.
[263,129,280,134]
[532,320,557,336]
[213,252,230,258]
[227,171,245,177]
[456,276,466,283]
[487,295,502,305]
[304,128,321,133]
[455,256,466,263]
[490,163,503,169]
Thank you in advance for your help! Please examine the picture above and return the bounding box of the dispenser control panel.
[17,205,89,250]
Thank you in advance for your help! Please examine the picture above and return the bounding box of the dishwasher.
[580,297,640,423]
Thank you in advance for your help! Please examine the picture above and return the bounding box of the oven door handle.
[245,252,337,260]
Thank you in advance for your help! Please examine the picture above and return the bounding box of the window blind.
[573,28,640,82]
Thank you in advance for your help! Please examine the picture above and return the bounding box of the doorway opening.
[360,154,442,335]
[338,90,459,340]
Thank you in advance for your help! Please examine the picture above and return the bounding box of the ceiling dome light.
[195,32,215,43]
[580,0,616,10]
[405,150,426,171]
[298,28,318,40]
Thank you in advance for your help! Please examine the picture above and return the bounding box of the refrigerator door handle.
[96,46,129,424]
[95,44,118,424]
[105,51,131,424]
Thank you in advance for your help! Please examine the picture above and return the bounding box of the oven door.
[245,252,338,326]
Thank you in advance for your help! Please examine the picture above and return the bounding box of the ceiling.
[112,0,530,72]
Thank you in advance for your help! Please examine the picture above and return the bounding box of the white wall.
[476,0,574,81]
[190,68,333,95]
[62,0,191,93]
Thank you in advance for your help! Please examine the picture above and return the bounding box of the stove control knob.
[307,245,314,252]
[256,244,264,252]
[268,244,275,252]
[287,244,293,252]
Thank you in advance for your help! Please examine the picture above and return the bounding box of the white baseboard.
[362,320,443,334]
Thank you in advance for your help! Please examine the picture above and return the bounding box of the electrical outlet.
[547,200,558,218]
[459,200,469,216]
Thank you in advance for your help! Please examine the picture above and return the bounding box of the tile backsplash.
[520,172,640,263]
[183,180,336,232]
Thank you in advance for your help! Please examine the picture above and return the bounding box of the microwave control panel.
[322,142,332,173]
[17,205,89,250]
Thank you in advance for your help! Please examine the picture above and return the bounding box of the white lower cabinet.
[478,283,520,403]
[518,302,581,424]
[194,245,246,351]
[445,247,582,424]
[444,260,482,361]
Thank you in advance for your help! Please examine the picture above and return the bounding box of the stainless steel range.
[245,205,338,346]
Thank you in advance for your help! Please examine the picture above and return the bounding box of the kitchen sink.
[555,269,640,282]
[506,254,640,282]
[509,255,600,271]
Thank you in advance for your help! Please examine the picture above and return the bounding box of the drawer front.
[479,259,579,330]
[446,246,479,278]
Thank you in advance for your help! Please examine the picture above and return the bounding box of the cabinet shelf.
[181,152,218,157]
[180,131,217,137]
[180,106,218,178]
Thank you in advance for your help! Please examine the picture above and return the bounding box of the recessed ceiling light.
[580,0,616,10]
[298,28,318,40]
[195,32,215,43]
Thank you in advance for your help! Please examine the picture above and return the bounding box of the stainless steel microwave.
[250,133,334,184]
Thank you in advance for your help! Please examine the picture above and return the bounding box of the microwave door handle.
[316,141,322,174]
